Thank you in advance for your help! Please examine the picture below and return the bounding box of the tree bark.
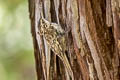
[28,0,120,80]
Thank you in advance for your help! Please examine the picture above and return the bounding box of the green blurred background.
[0,0,36,80]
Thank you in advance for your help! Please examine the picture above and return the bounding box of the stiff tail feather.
[60,53,74,80]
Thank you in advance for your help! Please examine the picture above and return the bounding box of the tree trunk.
[28,0,120,80]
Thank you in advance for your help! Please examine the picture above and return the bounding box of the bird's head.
[38,16,50,35]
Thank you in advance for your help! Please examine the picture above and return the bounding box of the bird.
[38,16,74,80]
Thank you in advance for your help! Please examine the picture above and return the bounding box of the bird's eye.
[42,21,45,24]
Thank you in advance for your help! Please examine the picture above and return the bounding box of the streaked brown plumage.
[38,17,74,79]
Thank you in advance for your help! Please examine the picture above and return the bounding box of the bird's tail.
[60,53,74,80]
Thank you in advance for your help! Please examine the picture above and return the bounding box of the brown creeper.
[38,17,74,79]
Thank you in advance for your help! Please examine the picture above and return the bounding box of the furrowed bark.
[28,0,120,80]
